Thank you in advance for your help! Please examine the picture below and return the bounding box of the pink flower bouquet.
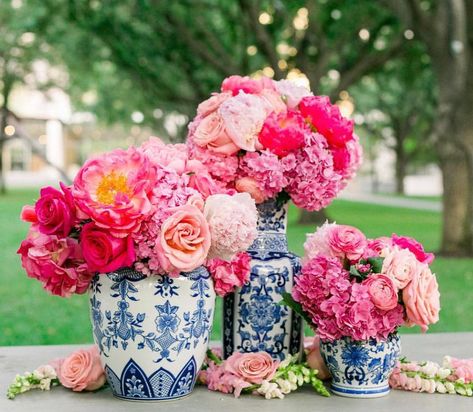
[18,137,258,297]
[283,223,440,341]
[187,75,362,210]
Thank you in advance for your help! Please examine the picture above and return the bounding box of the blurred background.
[1,0,472,346]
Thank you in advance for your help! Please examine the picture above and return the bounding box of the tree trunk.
[297,209,329,225]
[394,142,406,195]
[0,107,7,195]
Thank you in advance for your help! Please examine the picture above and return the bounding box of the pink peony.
[158,204,211,274]
[403,265,440,332]
[73,147,155,238]
[363,274,399,310]
[204,193,257,260]
[224,352,279,385]
[299,95,354,148]
[274,79,312,108]
[207,252,251,296]
[235,177,266,204]
[80,222,135,273]
[303,222,337,262]
[392,234,434,264]
[382,247,420,289]
[197,91,232,117]
[258,110,309,157]
[17,229,92,297]
[56,346,106,392]
[221,75,274,96]
[328,224,367,261]
[34,183,76,237]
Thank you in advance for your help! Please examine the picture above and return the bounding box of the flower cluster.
[187,75,362,210]
[288,223,440,341]
[18,137,258,297]
[198,349,330,399]
[7,346,105,399]
[390,357,473,396]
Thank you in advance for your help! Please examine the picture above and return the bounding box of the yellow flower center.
[96,172,132,205]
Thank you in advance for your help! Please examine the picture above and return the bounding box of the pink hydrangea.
[207,252,251,297]
[17,228,92,297]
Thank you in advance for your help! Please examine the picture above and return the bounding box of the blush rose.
[382,247,420,289]
[224,352,279,384]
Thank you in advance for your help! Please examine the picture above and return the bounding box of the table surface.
[1,333,472,412]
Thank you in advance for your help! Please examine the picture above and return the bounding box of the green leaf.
[367,257,384,273]
[279,293,313,325]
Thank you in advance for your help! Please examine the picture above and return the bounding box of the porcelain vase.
[223,198,303,360]
[89,266,215,401]
[320,333,401,398]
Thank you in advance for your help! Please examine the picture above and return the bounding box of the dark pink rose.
[392,234,434,264]
[331,146,350,171]
[34,183,76,237]
[363,274,399,311]
[80,223,135,273]
[258,110,308,157]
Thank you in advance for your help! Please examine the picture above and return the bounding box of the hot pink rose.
[57,346,106,392]
[224,352,278,384]
[192,111,240,155]
[207,252,251,296]
[235,177,266,204]
[258,110,308,156]
[328,225,367,261]
[221,75,274,95]
[363,274,399,311]
[403,266,440,332]
[20,205,38,224]
[392,234,434,264]
[80,223,135,273]
[382,247,420,289]
[197,91,232,116]
[34,183,76,237]
[158,204,211,273]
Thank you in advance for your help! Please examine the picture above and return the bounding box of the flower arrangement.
[283,223,440,341]
[390,357,473,396]
[18,137,258,297]
[187,75,362,210]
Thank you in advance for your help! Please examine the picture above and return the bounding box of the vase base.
[330,384,390,398]
[112,391,193,402]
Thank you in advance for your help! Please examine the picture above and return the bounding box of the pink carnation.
[207,252,251,297]
[17,228,92,297]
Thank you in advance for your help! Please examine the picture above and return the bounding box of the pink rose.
[192,111,240,155]
[382,247,420,289]
[221,75,274,95]
[224,352,278,384]
[304,336,331,380]
[328,225,367,261]
[57,346,106,392]
[392,234,434,264]
[158,204,211,273]
[363,274,399,311]
[235,177,266,204]
[197,91,232,116]
[403,266,440,332]
[34,183,76,237]
[80,223,135,273]
[207,252,251,296]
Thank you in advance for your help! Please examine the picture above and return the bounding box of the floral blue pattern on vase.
[320,333,401,398]
[223,198,302,360]
[89,266,215,401]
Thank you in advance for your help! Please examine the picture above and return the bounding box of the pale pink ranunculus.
[273,79,312,108]
[197,91,232,117]
[363,274,399,311]
[73,147,155,238]
[403,266,440,332]
[235,177,266,204]
[158,204,211,273]
[57,346,106,392]
[224,352,279,385]
[327,224,367,261]
[204,193,257,261]
[304,336,331,380]
[382,247,420,289]
[221,75,275,96]
[80,222,135,273]
[392,234,434,264]
[192,111,240,155]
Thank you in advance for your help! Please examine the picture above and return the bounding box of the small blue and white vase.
[89,266,215,401]
[223,198,303,361]
[320,333,401,398]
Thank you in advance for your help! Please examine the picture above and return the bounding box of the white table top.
[1,333,472,412]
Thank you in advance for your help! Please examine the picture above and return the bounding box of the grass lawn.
[1,190,472,346]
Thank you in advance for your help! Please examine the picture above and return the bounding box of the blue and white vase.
[320,333,401,398]
[223,198,303,361]
[89,266,215,401]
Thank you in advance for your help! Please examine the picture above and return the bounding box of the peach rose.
[197,91,232,117]
[224,352,278,384]
[193,111,240,155]
[364,274,399,311]
[57,346,106,392]
[403,266,440,332]
[158,204,211,273]
[382,247,420,289]
[235,177,265,204]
